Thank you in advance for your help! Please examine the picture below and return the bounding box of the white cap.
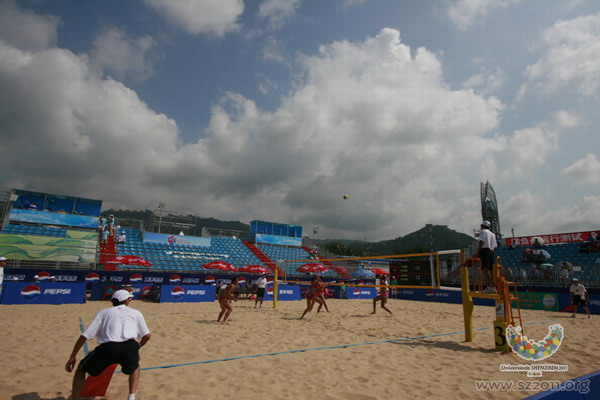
[572,278,579,282]
[0,256,7,261]
[481,220,491,228]
[112,289,134,302]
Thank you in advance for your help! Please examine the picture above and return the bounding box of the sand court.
[1,298,598,399]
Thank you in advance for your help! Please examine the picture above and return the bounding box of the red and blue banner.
[0,281,86,305]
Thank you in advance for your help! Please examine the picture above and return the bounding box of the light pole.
[157,202,166,233]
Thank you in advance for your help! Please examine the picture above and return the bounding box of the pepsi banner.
[1,281,86,305]
[263,285,301,301]
[346,287,377,299]
[159,284,215,303]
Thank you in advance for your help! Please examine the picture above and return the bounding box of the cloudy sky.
[1,0,599,241]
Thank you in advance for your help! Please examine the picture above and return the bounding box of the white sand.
[1,298,597,399]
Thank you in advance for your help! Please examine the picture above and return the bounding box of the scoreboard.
[389,259,431,286]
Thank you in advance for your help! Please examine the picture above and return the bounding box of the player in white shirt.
[65,290,151,400]
[569,278,591,319]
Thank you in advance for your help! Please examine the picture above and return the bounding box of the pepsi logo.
[85,272,100,283]
[353,289,361,297]
[238,276,246,282]
[130,273,143,283]
[170,274,181,284]
[142,286,153,295]
[171,286,185,299]
[426,290,435,297]
[37,271,52,282]
[168,235,176,244]
[21,284,41,300]
[267,287,273,295]
[204,275,215,284]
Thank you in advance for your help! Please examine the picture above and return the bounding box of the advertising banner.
[159,284,215,303]
[511,292,559,311]
[263,285,301,301]
[255,234,302,247]
[9,209,99,229]
[345,287,377,299]
[0,281,86,305]
[89,283,154,301]
[143,232,211,247]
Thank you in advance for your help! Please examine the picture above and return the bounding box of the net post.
[461,254,474,342]
[273,261,279,309]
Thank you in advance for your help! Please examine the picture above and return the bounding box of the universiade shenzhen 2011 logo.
[505,324,564,361]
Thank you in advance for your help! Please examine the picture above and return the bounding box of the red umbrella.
[105,255,151,267]
[297,263,329,274]
[330,265,349,278]
[239,265,270,274]
[371,268,388,275]
[202,260,236,271]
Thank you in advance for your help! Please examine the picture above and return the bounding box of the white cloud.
[0,6,507,240]
[258,0,300,30]
[0,0,60,51]
[561,153,600,186]
[447,0,521,30]
[89,27,161,82]
[524,13,600,96]
[144,0,244,36]
[463,65,506,95]
[504,192,600,236]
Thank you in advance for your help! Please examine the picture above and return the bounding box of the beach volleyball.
[343,194,349,200]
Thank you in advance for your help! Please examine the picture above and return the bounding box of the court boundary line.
[118,320,555,373]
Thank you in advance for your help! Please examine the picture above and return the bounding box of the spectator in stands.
[516,266,527,283]
[108,215,116,236]
[65,289,151,400]
[255,274,268,308]
[529,267,538,282]
[117,232,127,244]
[532,237,543,248]
[569,278,591,319]
[559,265,570,284]
[478,220,497,293]
[217,277,239,324]
[101,226,110,247]
[98,216,107,233]
[504,267,514,282]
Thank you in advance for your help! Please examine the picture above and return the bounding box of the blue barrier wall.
[1,282,86,305]
[263,285,301,301]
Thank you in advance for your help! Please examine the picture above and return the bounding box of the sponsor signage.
[143,232,211,247]
[263,285,301,301]
[511,292,559,311]
[346,287,377,299]
[506,230,598,246]
[159,284,215,303]
[255,234,302,247]
[9,208,99,229]
[0,282,86,305]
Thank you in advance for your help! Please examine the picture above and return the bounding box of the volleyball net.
[274,249,464,289]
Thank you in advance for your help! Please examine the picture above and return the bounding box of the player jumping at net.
[217,277,239,324]
[371,275,392,315]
